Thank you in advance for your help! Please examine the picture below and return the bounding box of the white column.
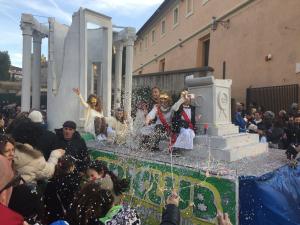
[21,23,33,112]
[114,42,123,109]
[101,26,113,116]
[124,38,134,117]
[32,31,42,109]
[90,64,94,94]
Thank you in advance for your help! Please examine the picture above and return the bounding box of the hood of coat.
[14,142,43,169]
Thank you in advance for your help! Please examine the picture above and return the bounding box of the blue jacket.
[234,111,247,132]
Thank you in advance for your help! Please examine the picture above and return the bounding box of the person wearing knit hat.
[62,121,77,130]
[28,110,43,123]
[55,121,89,173]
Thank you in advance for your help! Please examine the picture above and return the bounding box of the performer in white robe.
[73,88,104,136]
[105,108,133,145]
[172,91,197,150]
[140,91,185,151]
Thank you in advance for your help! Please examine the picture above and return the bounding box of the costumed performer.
[73,88,105,137]
[141,91,186,151]
[105,108,133,145]
[172,90,198,150]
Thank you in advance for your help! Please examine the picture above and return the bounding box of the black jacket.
[285,122,300,145]
[55,128,90,172]
[10,119,59,160]
[44,172,81,224]
[160,204,180,225]
[35,123,60,160]
[9,183,44,224]
[172,105,196,133]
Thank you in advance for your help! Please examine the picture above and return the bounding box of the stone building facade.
[133,0,300,102]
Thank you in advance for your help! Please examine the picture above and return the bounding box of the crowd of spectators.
[234,102,300,160]
[0,105,232,225]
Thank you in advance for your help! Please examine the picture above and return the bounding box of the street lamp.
[211,16,230,31]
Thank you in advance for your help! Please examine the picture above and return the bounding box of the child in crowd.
[86,160,107,181]
[44,155,81,224]
[86,160,129,205]
[68,181,139,225]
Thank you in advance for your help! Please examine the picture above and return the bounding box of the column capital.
[20,22,33,36]
[125,37,135,47]
[114,41,124,52]
[33,31,44,43]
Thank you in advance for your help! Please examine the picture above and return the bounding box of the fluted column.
[100,26,113,116]
[124,38,134,117]
[114,42,123,109]
[20,22,33,112]
[32,31,43,109]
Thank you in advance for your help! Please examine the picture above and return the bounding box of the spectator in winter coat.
[248,112,266,139]
[44,155,81,224]
[288,103,298,117]
[55,121,90,173]
[0,155,28,225]
[5,111,29,134]
[9,178,45,224]
[0,134,15,166]
[0,135,44,224]
[68,181,140,225]
[234,103,247,132]
[13,142,65,183]
[11,117,59,160]
[28,110,60,160]
[86,160,129,205]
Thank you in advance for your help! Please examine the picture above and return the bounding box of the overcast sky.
[0,0,164,67]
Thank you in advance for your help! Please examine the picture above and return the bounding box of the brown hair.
[151,86,160,92]
[0,135,15,156]
[70,181,113,225]
[87,94,102,113]
[115,108,126,123]
[53,155,76,177]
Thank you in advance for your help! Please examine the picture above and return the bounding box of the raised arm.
[171,97,185,112]
[73,88,89,108]
[145,106,157,125]
[171,91,192,112]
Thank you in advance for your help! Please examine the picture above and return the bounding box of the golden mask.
[159,93,170,100]
[90,97,97,104]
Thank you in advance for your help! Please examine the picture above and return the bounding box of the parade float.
[20,8,299,225]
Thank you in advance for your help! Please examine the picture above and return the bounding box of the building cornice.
[134,66,214,77]
[134,0,256,73]
[136,0,174,38]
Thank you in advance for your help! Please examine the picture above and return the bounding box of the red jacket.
[0,203,24,225]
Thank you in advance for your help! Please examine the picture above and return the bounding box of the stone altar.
[185,75,268,162]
